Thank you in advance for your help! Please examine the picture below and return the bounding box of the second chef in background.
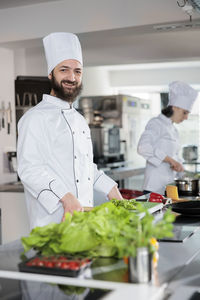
[17,32,123,230]
[137,81,198,195]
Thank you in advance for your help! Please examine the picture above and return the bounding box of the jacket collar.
[159,113,173,125]
[43,94,74,110]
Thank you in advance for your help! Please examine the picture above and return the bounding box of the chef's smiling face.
[48,59,83,102]
[171,106,189,124]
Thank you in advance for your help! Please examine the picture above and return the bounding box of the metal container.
[182,145,198,162]
[128,247,152,283]
[175,178,199,196]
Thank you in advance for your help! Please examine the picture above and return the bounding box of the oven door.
[107,127,120,156]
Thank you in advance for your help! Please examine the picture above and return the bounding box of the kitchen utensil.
[1,101,5,128]
[171,201,200,216]
[6,102,12,134]
[32,93,38,105]
[175,178,199,196]
[22,92,32,106]
[128,247,152,283]
[16,93,21,106]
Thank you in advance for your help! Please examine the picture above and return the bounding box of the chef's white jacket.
[17,95,116,229]
[137,114,181,194]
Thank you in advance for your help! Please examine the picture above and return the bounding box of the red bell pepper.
[149,192,164,203]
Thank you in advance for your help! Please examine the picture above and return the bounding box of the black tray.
[18,255,92,277]
[171,201,200,216]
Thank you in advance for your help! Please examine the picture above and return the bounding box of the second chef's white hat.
[43,32,83,75]
[168,81,198,112]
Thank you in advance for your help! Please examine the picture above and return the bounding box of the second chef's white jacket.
[17,95,116,229]
[137,114,181,194]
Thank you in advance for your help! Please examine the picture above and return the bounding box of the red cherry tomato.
[55,261,62,268]
[37,260,45,267]
[45,261,54,268]
[60,262,70,269]
[68,261,80,270]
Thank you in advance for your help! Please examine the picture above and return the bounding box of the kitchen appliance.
[90,124,121,164]
[175,178,199,196]
[79,96,125,166]
[79,94,152,169]
[182,145,198,162]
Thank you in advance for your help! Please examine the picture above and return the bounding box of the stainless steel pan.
[175,178,199,196]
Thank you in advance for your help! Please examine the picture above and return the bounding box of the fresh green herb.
[111,199,137,210]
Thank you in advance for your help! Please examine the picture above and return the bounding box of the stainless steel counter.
[105,167,145,181]
[0,167,145,193]
[0,181,24,192]
[0,240,165,300]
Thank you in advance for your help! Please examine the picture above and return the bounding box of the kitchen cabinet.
[0,192,30,244]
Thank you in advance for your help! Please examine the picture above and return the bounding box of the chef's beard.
[50,72,83,102]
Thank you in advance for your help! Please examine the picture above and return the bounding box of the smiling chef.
[17,32,123,229]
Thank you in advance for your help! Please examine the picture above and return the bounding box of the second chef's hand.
[60,193,83,221]
[164,155,184,172]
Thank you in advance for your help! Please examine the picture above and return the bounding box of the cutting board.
[171,198,190,203]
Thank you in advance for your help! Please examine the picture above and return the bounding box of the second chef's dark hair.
[161,105,174,118]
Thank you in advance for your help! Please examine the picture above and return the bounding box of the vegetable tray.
[18,255,92,277]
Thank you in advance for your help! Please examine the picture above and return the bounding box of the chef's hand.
[108,185,123,201]
[60,192,83,221]
[164,156,184,172]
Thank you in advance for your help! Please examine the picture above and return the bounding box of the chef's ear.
[48,72,52,80]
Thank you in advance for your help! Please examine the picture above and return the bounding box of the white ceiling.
[0,0,200,67]
[0,0,60,9]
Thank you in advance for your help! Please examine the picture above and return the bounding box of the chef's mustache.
[61,80,77,86]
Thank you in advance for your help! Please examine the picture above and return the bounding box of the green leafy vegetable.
[21,202,175,258]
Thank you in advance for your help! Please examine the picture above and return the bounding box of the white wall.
[109,64,200,88]
[82,67,113,96]
[0,47,17,184]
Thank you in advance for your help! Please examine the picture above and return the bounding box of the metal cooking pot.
[175,178,199,196]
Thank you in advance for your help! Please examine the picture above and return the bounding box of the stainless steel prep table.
[156,211,200,299]
[1,207,200,299]
[0,240,164,300]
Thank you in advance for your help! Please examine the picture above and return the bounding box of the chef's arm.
[164,156,184,172]
[93,163,123,199]
[107,185,123,200]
